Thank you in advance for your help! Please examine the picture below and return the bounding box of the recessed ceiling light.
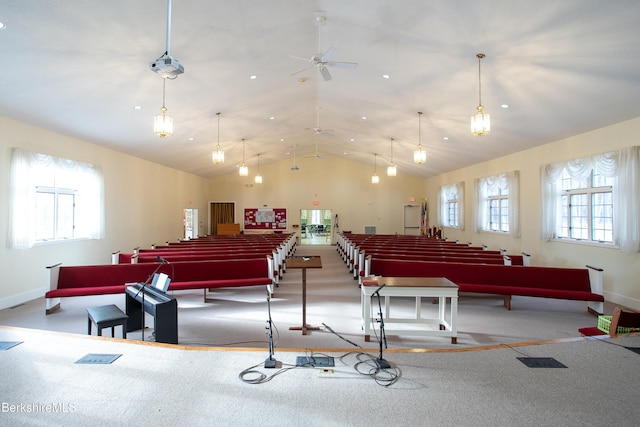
[133,105,142,110]
[382,74,390,79]
[361,116,367,120]
[250,75,257,80]
[350,138,355,142]
[443,136,449,140]
[187,137,194,141]
[501,104,510,109]
[280,138,285,142]
[269,116,275,120]
[0,22,6,30]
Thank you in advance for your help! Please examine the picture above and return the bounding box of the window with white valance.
[541,146,640,252]
[475,171,520,237]
[439,182,464,229]
[8,148,104,249]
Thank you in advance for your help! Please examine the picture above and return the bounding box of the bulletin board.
[244,208,287,230]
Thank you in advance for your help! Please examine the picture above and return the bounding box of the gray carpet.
[1,245,639,426]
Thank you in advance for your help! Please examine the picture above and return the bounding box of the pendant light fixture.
[239,139,249,177]
[211,112,224,164]
[372,153,380,184]
[154,78,173,138]
[414,112,427,164]
[255,154,263,184]
[387,138,397,176]
[471,53,490,136]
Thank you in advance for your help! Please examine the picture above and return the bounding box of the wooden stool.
[87,304,128,338]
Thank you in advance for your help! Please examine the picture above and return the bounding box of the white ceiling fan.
[305,138,328,160]
[307,106,334,136]
[290,10,357,81]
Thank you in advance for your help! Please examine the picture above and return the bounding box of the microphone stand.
[264,287,278,368]
[373,284,391,369]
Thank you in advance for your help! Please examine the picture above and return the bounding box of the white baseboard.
[604,291,640,311]
[0,287,46,310]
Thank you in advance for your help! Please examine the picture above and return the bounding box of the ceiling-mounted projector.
[291,165,300,171]
[149,54,184,78]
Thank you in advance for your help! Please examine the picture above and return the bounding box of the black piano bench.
[87,304,128,339]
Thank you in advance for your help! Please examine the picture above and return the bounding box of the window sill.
[550,238,618,250]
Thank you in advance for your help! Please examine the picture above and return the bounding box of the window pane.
[448,201,458,227]
[57,193,75,239]
[592,192,613,242]
[592,172,614,188]
[558,194,569,238]
[500,199,509,232]
[35,192,55,241]
[489,199,499,231]
[569,194,589,239]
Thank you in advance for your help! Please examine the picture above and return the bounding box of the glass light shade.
[387,164,397,176]
[154,107,173,138]
[239,164,249,177]
[471,105,490,136]
[212,145,224,164]
[414,145,426,164]
[371,173,379,184]
[255,173,263,184]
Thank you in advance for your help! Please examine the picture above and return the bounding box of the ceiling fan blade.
[319,65,332,81]
[321,47,337,62]
[289,54,312,62]
[328,61,358,69]
[291,66,311,76]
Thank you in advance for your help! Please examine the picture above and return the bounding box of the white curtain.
[541,146,640,252]
[8,148,104,249]
[439,182,464,229]
[475,171,520,236]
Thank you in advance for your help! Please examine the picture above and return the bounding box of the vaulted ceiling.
[2,1,639,179]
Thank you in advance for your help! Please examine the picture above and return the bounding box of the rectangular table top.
[361,276,458,289]
[286,256,322,269]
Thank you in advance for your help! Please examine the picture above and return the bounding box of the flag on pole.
[420,199,428,235]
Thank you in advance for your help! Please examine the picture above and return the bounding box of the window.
[542,147,640,252]
[475,171,520,236]
[439,182,464,229]
[9,149,104,249]
[556,170,613,242]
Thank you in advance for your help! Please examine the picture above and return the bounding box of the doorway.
[300,209,332,245]
[183,208,198,239]
[209,202,235,235]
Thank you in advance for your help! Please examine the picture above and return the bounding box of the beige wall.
[425,117,640,310]
[0,117,211,308]
[207,154,427,238]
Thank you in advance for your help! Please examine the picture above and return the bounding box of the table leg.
[289,267,320,335]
